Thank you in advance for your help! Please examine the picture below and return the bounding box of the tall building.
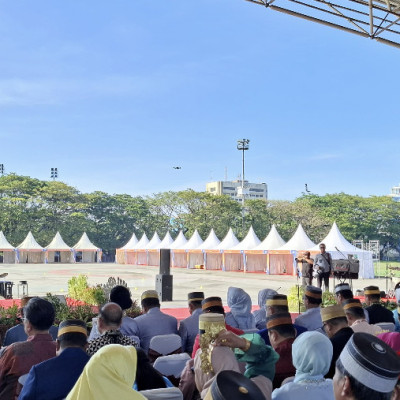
[389,184,400,202]
[206,180,268,202]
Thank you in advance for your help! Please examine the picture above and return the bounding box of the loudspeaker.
[156,274,173,301]
[159,249,171,275]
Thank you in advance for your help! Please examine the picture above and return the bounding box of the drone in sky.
[173,166,182,170]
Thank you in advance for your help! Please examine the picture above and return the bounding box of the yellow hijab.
[67,344,146,400]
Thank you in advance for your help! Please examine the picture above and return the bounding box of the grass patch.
[374,261,400,278]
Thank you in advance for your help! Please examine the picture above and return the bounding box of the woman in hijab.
[67,344,146,400]
[253,289,278,330]
[272,331,334,400]
[134,348,173,390]
[225,287,256,330]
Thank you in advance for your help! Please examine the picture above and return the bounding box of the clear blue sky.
[0,0,399,200]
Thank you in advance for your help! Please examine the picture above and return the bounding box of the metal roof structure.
[246,0,400,48]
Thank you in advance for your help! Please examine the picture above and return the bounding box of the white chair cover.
[149,334,182,355]
[375,322,395,332]
[140,387,183,400]
[153,353,191,378]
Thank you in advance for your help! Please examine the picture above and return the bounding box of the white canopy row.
[0,231,101,263]
[116,223,374,278]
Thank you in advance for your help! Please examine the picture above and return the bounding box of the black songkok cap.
[58,319,88,338]
[304,285,322,299]
[204,370,265,400]
[266,294,288,307]
[188,292,205,302]
[266,312,293,330]
[364,286,380,296]
[339,332,400,393]
[202,296,223,312]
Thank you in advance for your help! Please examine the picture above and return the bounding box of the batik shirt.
[86,330,138,356]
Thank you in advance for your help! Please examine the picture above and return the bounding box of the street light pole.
[237,139,250,234]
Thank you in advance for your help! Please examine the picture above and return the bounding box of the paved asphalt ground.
[0,263,390,308]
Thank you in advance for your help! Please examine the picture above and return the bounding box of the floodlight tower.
[237,139,250,233]
[0,164,4,176]
[50,167,58,181]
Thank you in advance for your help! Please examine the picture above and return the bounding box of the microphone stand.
[295,257,301,314]
[334,246,351,288]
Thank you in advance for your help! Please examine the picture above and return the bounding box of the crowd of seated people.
[0,282,399,400]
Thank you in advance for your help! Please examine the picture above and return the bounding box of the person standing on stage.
[313,243,332,291]
[296,251,314,287]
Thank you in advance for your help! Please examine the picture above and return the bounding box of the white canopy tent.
[73,233,101,263]
[182,230,204,250]
[146,232,174,267]
[254,225,286,250]
[172,230,203,268]
[269,224,316,275]
[278,224,316,251]
[116,233,138,264]
[309,222,374,279]
[17,231,45,264]
[0,231,16,263]
[217,228,240,250]
[224,226,261,271]
[126,233,149,265]
[246,225,287,273]
[158,232,174,249]
[202,228,239,271]
[137,232,160,265]
[189,229,221,270]
[45,232,74,263]
[169,231,188,249]
[147,232,162,249]
[183,230,209,269]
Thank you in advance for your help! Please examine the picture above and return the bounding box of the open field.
[374,261,400,278]
[0,263,396,308]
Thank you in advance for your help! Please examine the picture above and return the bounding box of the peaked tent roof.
[134,233,150,250]
[146,232,162,249]
[73,232,100,251]
[277,224,316,251]
[0,231,15,250]
[231,226,261,250]
[216,228,240,250]
[309,222,366,253]
[120,233,138,250]
[197,229,221,250]
[182,230,204,250]
[254,224,286,250]
[46,232,72,250]
[158,232,174,249]
[169,231,188,249]
[17,231,43,250]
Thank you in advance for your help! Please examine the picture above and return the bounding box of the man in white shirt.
[343,298,382,336]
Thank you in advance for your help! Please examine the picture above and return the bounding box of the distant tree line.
[0,174,399,259]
